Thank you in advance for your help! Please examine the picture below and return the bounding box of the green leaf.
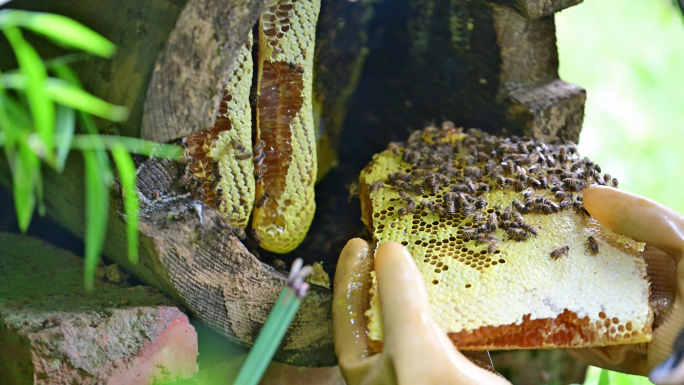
[2,26,55,160]
[44,78,128,121]
[597,369,610,385]
[0,10,116,58]
[54,105,75,172]
[110,143,139,265]
[70,135,183,159]
[12,144,39,232]
[82,150,110,290]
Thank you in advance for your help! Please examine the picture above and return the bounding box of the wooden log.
[1,0,268,141]
[0,232,198,385]
[0,155,337,367]
[492,0,584,19]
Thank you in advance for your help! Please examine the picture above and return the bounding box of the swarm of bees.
[372,122,617,260]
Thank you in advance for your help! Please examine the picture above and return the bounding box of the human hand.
[564,186,684,383]
[332,239,511,385]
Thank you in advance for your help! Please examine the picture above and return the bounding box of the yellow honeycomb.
[252,0,321,253]
[185,33,255,229]
[359,125,652,351]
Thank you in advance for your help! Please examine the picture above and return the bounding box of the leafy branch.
[0,9,182,289]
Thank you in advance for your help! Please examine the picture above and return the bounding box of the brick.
[0,233,198,384]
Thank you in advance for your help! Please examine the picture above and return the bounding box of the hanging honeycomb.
[183,33,255,229]
[359,123,653,352]
[251,0,320,253]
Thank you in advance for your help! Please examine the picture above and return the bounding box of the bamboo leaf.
[70,135,182,159]
[83,150,110,290]
[44,78,128,121]
[597,369,610,385]
[0,10,116,57]
[12,144,39,232]
[110,143,139,265]
[2,26,55,159]
[54,104,75,172]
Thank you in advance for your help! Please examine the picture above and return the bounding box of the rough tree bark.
[0,0,587,369]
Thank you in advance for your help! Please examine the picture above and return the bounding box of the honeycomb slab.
[359,125,652,351]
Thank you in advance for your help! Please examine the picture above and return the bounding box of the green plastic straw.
[233,286,303,385]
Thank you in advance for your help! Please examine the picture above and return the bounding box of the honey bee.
[398,206,408,216]
[231,139,246,152]
[392,172,412,182]
[585,236,599,255]
[406,200,416,213]
[151,190,162,200]
[559,147,567,163]
[522,187,534,199]
[555,191,570,200]
[550,246,570,260]
[412,183,425,195]
[250,228,261,245]
[253,140,266,154]
[487,239,499,254]
[475,233,496,244]
[255,193,270,209]
[507,228,528,241]
[453,192,466,207]
[603,173,612,183]
[512,199,527,214]
[412,168,431,177]
[594,176,606,186]
[484,162,495,175]
[570,161,583,172]
[488,212,498,231]
[216,188,224,197]
[443,191,456,202]
[503,161,515,175]
[462,229,477,241]
[477,183,490,192]
[232,226,247,240]
[528,164,540,174]
[194,186,206,200]
[573,201,591,217]
[559,199,572,210]
[513,212,524,224]
[522,223,539,236]
[178,169,193,188]
[446,200,456,216]
[236,151,252,160]
[179,155,196,164]
[420,200,435,211]
[502,205,512,220]
[253,150,266,165]
[538,175,548,189]
[209,175,223,190]
[215,196,223,207]
[404,150,420,165]
[434,204,446,217]
[369,181,385,192]
[563,178,584,192]
[254,164,268,183]
[594,164,602,173]
[496,175,508,189]
[272,258,288,272]
[550,185,564,193]
[464,167,483,178]
[388,142,403,155]
[462,205,476,217]
[612,178,619,187]
[540,204,554,215]
[429,181,440,195]
[473,211,485,222]
[460,155,476,165]
[475,196,488,209]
